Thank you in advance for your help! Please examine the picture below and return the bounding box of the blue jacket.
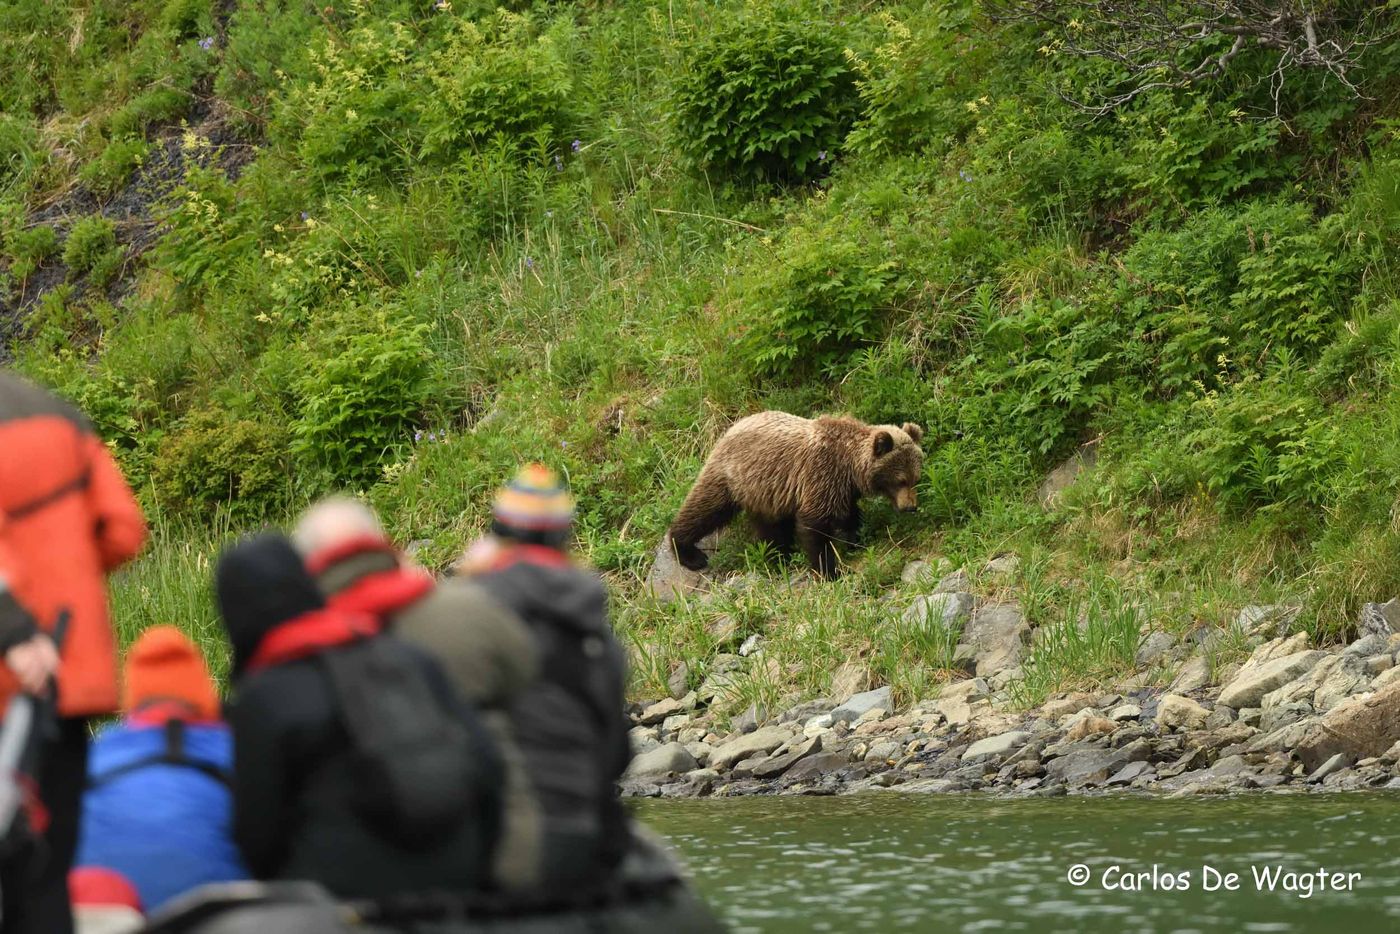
[75,718,249,912]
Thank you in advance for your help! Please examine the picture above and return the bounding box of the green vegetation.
[5,0,1400,715]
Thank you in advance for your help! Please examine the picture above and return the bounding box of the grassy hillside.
[5,0,1400,713]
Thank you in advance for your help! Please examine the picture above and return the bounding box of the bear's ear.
[873,431,895,457]
[902,423,924,444]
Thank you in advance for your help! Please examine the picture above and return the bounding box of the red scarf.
[128,699,220,727]
[484,543,571,573]
[246,608,381,674]
[329,567,434,618]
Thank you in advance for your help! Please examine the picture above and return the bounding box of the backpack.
[316,638,503,854]
[87,719,231,791]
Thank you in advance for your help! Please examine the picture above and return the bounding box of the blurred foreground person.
[292,498,541,891]
[216,533,503,900]
[73,626,247,915]
[467,465,632,897]
[0,370,146,934]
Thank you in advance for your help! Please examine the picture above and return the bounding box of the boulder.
[829,662,869,701]
[958,604,1030,677]
[1168,656,1211,695]
[1296,680,1400,772]
[983,554,1020,578]
[1135,631,1177,667]
[830,686,894,725]
[644,537,711,601]
[903,593,974,631]
[934,569,972,594]
[637,694,693,726]
[1358,598,1400,638]
[1065,716,1117,742]
[667,662,691,699]
[1236,605,1300,639]
[1156,694,1210,731]
[784,751,848,783]
[1217,650,1325,710]
[900,559,943,586]
[750,736,823,779]
[1109,703,1142,722]
[625,742,699,777]
[1037,443,1097,508]
[1045,739,1150,788]
[710,726,792,770]
[962,730,1032,761]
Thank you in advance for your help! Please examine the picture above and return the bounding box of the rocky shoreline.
[622,561,1400,800]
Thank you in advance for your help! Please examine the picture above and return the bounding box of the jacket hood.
[215,532,325,678]
[485,549,608,635]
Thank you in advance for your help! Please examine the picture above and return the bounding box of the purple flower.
[198,36,214,51]
[561,440,569,448]
[571,139,581,153]
[554,155,563,172]
[300,211,309,221]
[524,257,534,269]
[414,430,424,442]
[818,151,827,162]
[959,169,973,183]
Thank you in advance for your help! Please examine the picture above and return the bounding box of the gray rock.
[625,742,699,777]
[1297,680,1400,772]
[962,730,1032,761]
[934,569,972,594]
[1307,753,1350,783]
[1168,655,1212,694]
[710,726,792,769]
[637,693,694,726]
[903,592,974,631]
[1236,605,1299,639]
[1344,633,1389,657]
[1037,444,1097,508]
[983,554,1020,577]
[1156,694,1210,731]
[730,704,762,735]
[667,662,691,699]
[1358,598,1400,637]
[1203,706,1236,730]
[1259,700,1313,734]
[784,751,847,783]
[1045,739,1150,788]
[900,559,942,586]
[831,686,894,725]
[829,662,869,700]
[644,536,714,601]
[864,741,902,764]
[1105,761,1153,786]
[738,634,763,657]
[751,736,823,779]
[1218,650,1325,709]
[959,604,1030,677]
[1136,631,1177,667]
[1109,703,1142,722]
[1366,654,1394,677]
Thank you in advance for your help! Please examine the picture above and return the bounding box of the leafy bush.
[78,137,148,196]
[3,220,57,280]
[672,4,857,183]
[744,220,896,377]
[419,12,577,161]
[109,86,190,138]
[291,311,439,486]
[153,408,291,522]
[63,216,124,286]
[152,164,254,294]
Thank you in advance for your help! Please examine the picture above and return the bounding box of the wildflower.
[959,169,973,183]
[545,210,553,218]
[273,223,284,233]
[198,37,214,51]
[554,155,563,172]
[434,0,451,9]
[345,108,358,121]
[818,151,827,162]
[561,440,569,448]
[300,211,309,221]
[524,256,534,269]
[415,430,424,442]
[571,139,581,153]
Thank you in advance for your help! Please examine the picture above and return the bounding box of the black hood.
[216,532,325,677]
[480,559,609,636]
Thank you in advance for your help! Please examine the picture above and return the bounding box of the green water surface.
[634,792,1400,934]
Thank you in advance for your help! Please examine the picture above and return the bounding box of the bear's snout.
[894,489,918,512]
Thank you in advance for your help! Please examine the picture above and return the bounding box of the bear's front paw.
[672,540,710,571]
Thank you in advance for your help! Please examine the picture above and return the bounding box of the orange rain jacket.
[0,371,147,717]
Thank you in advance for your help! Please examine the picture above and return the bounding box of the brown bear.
[667,411,924,579]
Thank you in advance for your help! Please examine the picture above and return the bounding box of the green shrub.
[419,12,577,162]
[4,221,57,280]
[291,311,439,487]
[63,216,124,286]
[672,4,857,183]
[744,220,896,377]
[78,137,149,196]
[109,86,190,138]
[153,408,292,522]
[152,164,254,293]
[0,113,42,197]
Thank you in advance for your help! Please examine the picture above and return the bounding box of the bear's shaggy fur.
[667,411,924,579]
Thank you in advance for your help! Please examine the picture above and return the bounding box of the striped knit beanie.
[491,463,575,546]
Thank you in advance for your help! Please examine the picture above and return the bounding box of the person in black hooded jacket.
[462,465,632,899]
[216,532,502,901]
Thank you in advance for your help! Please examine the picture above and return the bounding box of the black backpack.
[316,637,503,854]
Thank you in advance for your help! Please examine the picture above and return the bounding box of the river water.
[634,792,1400,933]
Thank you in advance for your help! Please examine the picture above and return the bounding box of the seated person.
[216,532,503,900]
[72,626,247,914]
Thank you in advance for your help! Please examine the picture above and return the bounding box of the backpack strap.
[88,720,231,790]
[5,469,91,523]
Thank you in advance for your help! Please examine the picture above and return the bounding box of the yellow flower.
[345,108,358,121]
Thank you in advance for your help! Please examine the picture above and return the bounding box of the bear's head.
[868,422,924,512]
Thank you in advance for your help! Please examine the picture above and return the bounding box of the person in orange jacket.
[0,370,147,934]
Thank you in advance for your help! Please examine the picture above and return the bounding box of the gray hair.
[291,496,385,558]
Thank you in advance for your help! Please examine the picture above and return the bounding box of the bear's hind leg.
[668,471,739,571]
[751,516,797,557]
[796,512,841,579]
